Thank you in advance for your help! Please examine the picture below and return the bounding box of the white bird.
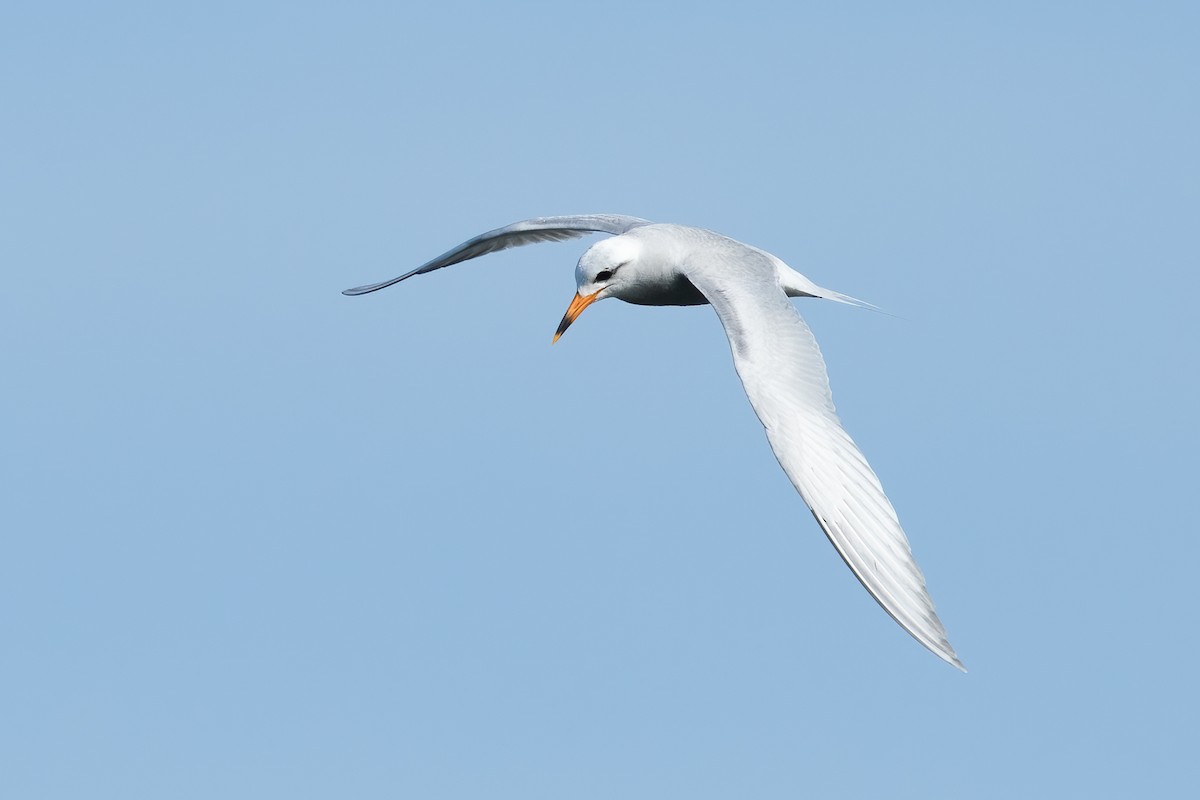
[344,215,964,670]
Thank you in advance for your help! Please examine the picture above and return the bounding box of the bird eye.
[595,261,627,283]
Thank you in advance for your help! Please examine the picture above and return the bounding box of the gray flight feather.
[342,214,653,296]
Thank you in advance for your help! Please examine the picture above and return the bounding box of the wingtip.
[937,645,967,673]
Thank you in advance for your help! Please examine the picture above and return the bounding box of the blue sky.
[3,2,1198,797]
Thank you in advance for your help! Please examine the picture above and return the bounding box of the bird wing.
[683,248,964,670]
[342,214,653,296]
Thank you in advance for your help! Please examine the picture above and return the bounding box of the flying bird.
[344,215,964,670]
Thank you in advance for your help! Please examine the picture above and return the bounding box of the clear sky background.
[3,2,1198,797]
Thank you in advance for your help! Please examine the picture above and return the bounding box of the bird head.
[552,236,644,343]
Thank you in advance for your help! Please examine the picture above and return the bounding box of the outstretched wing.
[684,245,964,670]
[342,214,653,296]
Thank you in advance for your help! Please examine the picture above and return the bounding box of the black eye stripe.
[595,261,628,283]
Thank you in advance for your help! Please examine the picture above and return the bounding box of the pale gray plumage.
[672,227,962,669]
[344,215,964,670]
[342,215,651,295]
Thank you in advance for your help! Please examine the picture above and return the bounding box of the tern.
[344,214,964,670]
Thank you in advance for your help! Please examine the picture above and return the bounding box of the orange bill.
[552,290,601,343]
